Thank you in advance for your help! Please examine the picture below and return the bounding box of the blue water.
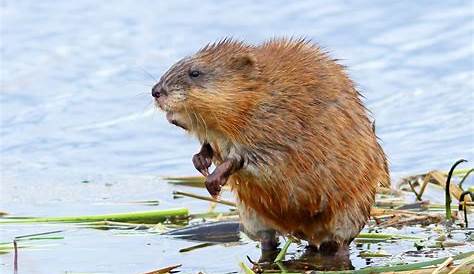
[1,1,473,273]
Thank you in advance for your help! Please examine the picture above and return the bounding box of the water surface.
[1,1,473,273]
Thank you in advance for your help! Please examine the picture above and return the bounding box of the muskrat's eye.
[189,70,201,78]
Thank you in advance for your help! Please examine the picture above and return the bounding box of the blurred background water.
[1,1,473,273]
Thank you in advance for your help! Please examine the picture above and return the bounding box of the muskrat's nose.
[151,83,168,98]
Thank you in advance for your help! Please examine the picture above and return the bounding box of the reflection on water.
[1,0,473,273]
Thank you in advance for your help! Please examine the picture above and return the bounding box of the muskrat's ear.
[228,54,256,72]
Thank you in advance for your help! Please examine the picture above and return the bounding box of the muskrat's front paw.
[192,153,212,176]
[205,172,227,197]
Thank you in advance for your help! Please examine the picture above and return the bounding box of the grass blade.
[0,208,189,224]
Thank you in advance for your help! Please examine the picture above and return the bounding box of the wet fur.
[157,38,390,247]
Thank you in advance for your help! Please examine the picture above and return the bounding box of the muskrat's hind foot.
[258,230,279,251]
[302,243,353,271]
[318,241,349,256]
[318,241,339,255]
[193,143,213,176]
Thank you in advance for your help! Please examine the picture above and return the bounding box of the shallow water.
[1,1,473,273]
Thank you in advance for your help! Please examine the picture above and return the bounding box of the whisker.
[139,66,158,82]
[184,104,196,133]
[125,80,156,86]
[142,100,155,112]
[134,91,150,97]
[197,112,209,142]
[192,112,203,138]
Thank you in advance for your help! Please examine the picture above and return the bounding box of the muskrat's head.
[152,39,260,134]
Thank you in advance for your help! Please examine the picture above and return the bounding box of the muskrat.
[152,38,389,254]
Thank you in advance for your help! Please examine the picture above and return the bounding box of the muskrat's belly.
[229,172,375,244]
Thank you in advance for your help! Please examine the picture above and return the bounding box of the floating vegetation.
[355,232,420,240]
[274,238,294,262]
[134,200,161,206]
[444,159,468,221]
[0,230,64,255]
[0,208,189,224]
[240,261,257,274]
[173,190,236,207]
[241,251,473,274]
[79,221,155,230]
[141,264,182,274]
[358,250,391,258]
[178,242,215,253]
[163,176,206,188]
[399,162,473,206]
[162,160,473,273]
[2,161,472,273]
[349,251,473,274]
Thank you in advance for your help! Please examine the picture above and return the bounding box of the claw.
[204,158,240,197]
[192,143,213,176]
[205,171,225,196]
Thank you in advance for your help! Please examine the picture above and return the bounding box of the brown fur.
[155,38,390,246]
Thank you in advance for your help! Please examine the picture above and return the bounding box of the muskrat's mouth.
[166,112,188,130]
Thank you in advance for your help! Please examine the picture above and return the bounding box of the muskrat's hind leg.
[257,230,280,263]
[257,229,279,251]
[238,203,279,251]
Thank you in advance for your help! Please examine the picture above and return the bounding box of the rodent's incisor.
[152,38,389,253]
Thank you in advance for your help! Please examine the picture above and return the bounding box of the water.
[1,1,473,273]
